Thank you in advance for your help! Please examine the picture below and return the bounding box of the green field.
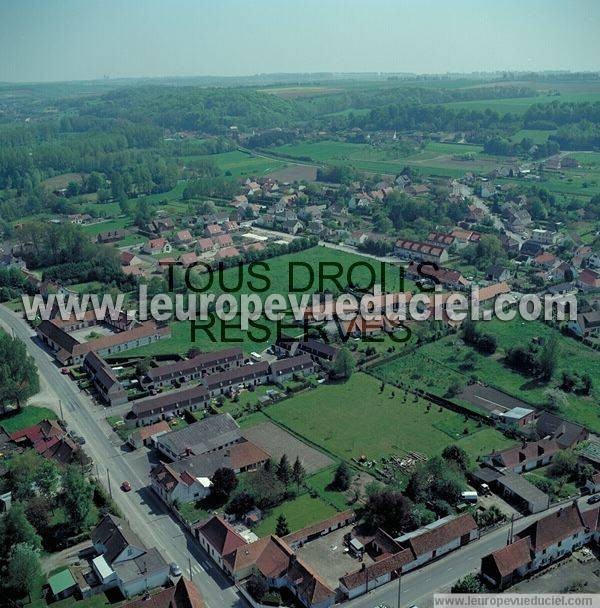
[253,493,338,537]
[122,246,414,357]
[305,465,356,511]
[374,317,600,432]
[185,150,287,177]
[79,216,132,236]
[0,406,57,434]
[510,129,556,144]
[270,139,493,178]
[444,92,600,115]
[266,373,514,464]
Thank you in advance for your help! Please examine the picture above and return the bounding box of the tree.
[331,348,355,379]
[226,491,256,519]
[331,462,352,491]
[275,514,290,537]
[406,456,465,507]
[362,490,414,537]
[35,458,61,498]
[62,466,93,533]
[6,543,41,600]
[538,334,560,381]
[7,450,58,500]
[25,495,52,537]
[441,445,470,473]
[135,357,151,377]
[0,503,42,556]
[291,457,305,492]
[0,334,39,413]
[452,574,484,594]
[211,467,238,502]
[276,454,292,488]
[247,574,268,601]
[469,235,505,270]
[133,197,154,227]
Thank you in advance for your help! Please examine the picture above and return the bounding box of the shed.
[48,568,77,600]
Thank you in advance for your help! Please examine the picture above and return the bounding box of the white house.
[482,503,599,589]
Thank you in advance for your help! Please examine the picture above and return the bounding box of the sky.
[1,0,599,83]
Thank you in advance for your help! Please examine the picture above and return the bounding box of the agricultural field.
[79,217,133,237]
[184,150,287,177]
[265,372,514,464]
[260,86,342,99]
[41,172,86,190]
[270,139,497,178]
[510,129,557,144]
[374,317,600,433]
[443,91,600,115]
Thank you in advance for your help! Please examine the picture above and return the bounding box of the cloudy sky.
[1,0,599,82]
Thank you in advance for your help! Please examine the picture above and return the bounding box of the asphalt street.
[0,305,246,608]
[0,304,594,608]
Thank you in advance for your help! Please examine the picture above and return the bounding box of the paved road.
[2,304,595,608]
[0,305,246,608]
[347,497,597,608]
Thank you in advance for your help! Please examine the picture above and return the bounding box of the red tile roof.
[406,513,477,557]
[486,537,532,577]
[515,503,587,552]
[122,577,205,608]
[196,516,247,557]
[340,548,414,590]
[223,535,292,578]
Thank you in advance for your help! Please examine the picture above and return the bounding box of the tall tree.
[211,467,238,502]
[441,445,470,473]
[362,490,414,537]
[0,334,39,413]
[331,348,355,379]
[331,462,352,491]
[6,543,41,601]
[275,514,290,537]
[276,454,291,487]
[62,466,93,533]
[0,503,42,556]
[538,334,560,381]
[291,457,305,492]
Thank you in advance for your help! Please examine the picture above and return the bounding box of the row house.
[143,347,244,388]
[83,351,128,406]
[481,503,599,589]
[394,239,449,264]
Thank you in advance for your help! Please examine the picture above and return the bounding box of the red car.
[61,368,69,375]
[121,481,132,492]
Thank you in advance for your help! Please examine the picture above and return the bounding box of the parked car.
[588,494,600,504]
[61,368,69,374]
[121,481,132,492]
[170,562,182,577]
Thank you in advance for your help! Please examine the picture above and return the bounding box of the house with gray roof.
[155,413,242,460]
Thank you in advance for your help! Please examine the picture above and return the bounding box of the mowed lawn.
[403,317,600,433]
[266,373,514,463]
[253,493,338,537]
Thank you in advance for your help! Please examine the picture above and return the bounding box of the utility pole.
[58,399,64,419]
[188,556,193,581]
[107,467,112,497]
[397,571,402,608]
